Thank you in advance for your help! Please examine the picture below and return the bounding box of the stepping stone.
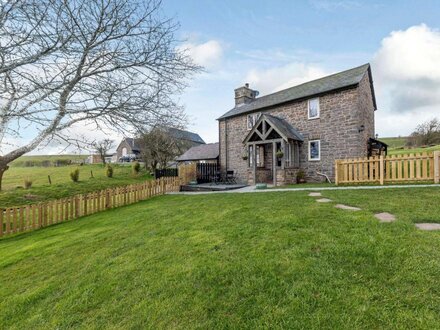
[335,204,361,211]
[308,192,322,197]
[375,212,396,223]
[316,198,332,203]
[415,223,440,231]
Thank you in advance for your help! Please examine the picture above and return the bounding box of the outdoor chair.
[226,170,237,184]
[210,171,223,185]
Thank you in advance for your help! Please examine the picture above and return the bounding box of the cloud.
[309,0,362,11]
[244,62,329,95]
[179,40,223,69]
[373,24,440,113]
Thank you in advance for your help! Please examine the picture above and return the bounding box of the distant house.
[116,128,205,161]
[218,63,385,185]
[86,154,114,164]
[177,143,219,164]
[116,138,142,161]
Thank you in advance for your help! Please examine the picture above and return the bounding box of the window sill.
[307,116,320,120]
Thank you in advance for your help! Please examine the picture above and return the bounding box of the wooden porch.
[243,114,303,186]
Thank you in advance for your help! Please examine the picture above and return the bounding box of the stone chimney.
[234,83,258,106]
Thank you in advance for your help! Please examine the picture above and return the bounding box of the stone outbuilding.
[176,143,219,164]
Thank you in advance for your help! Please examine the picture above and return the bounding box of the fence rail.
[0,177,180,238]
[155,168,178,179]
[335,151,440,185]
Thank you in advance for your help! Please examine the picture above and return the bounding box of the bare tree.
[92,139,114,165]
[139,127,191,170]
[407,118,440,147]
[0,0,199,189]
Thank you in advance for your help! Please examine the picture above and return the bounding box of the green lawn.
[0,164,151,207]
[1,188,439,328]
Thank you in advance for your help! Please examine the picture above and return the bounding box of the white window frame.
[249,145,253,167]
[308,140,321,161]
[308,97,320,120]
[247,112,261,130]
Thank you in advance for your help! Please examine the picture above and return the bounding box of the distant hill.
[380,136,440,155]
[10,154,88,167]
[379,136,408,149]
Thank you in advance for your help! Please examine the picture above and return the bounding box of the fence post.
[334,160,339,185]
[434,151,440,184]
[0,208,3,237]
[379,155,384,185]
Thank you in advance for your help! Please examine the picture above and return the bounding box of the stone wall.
[219,74,376,184]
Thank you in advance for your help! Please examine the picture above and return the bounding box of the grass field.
[380,136,440,155]
[10,154,88,167]
[380,136,407,149]
[0,187,439,328]
[0,164,151,207]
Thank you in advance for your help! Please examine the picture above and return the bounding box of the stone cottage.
[217,63,384,185]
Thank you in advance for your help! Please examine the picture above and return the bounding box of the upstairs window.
[247,112,261,130]
[308,140,320,161]
[308,98,320,119]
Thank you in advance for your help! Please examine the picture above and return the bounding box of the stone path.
[415,223,440,231]
[335,204,361,211]
[316,198,332,203]
[308,192,322,197]
[375,212,396,223]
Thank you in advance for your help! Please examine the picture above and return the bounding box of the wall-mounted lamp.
[358,125,365,133]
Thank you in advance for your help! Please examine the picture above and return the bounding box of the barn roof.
[176,143,219,161]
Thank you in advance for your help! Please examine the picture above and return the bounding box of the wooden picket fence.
[0,177,180,238]
[335,151,440,185]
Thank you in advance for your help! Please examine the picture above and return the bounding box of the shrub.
[55,159,70,167]
[106,165,114,178]
[24,179,33,189]
[23,160,34,167]
[296,170,306,183]
[70,168,80,182]
[41,160,51,167]
[132,161,141,175]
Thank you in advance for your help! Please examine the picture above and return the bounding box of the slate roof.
[176,143,219,161]
[123,137,142,152]
[264,114,304,142]
[218,63,375,120]
[167,127,205,144]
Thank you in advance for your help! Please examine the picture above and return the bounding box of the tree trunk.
[0,164,9,191]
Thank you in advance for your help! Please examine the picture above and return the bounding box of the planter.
[256,183,267,190]
[276,151,284,159]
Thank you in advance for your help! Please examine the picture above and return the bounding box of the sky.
[8,0,440,154]
[159,0,440,144]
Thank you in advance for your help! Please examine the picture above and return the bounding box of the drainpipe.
[225,119,228,171]
[317,171,332,184]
